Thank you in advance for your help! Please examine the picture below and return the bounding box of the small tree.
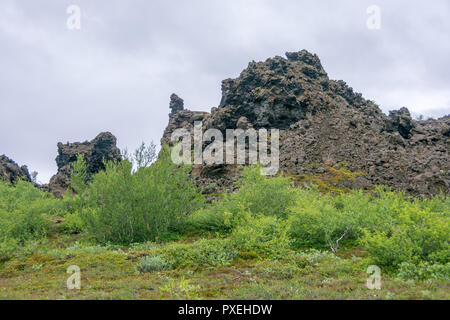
[122,141,157,171]
[81,146,204,244]
[134,141,157,169]
[70,154,88,194]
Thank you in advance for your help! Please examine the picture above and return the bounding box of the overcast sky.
[0,0,449,183]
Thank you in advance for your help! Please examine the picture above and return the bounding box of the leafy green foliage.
[0,238,19,262]
[0,180,64,261]
[60,211,84,234]
[187,166,296,233]
[0,180,54,243]
[158,238,239,268]
[0,153,448,282]
[231,213,291,258]
[70,154,88,194]
[396,261,450,280]
[232,167,297,218]
[287,185,449,274]
[80,147,204,244]
[288,187,398,249]
[362,206,449,267]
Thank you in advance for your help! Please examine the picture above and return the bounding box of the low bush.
[0,180,55,245]
[293,249,341,268]
[287,186,417,251]
[287,185,450,273]
[136,254,173,273]
[232,167,297,218]
[187,166,296,234]
[160,238,239,268]
[396,261,450,280]
[0,238,19,262]
[231,213,291,259]
[70,154,88,194]
[288,188,369,250]
[80,147,205,244]
[362,206,449,267]
[60,211,84,234]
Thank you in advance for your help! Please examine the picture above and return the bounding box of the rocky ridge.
[162,50,450,197]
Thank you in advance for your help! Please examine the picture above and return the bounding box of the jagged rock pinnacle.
[169,93,184,117]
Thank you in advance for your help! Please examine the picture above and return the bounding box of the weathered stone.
[49,132,121,197]
[0,155,31,183]
[169,93,185,117]
[160,50,449,197]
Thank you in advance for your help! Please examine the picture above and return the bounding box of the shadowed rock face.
[169,93,185,117]
[0,155,31,183]
[49,132,121,197]
[161,50,450,197]
[217,50,329,130]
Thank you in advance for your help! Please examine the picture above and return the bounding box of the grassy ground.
[0,227,448,300]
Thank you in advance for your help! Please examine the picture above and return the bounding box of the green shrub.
[61,212,84,234]
[288,189,358,249]
[293,249,341,268]
[231,213,291,258]
[70,154,88,194]
[136,254,173,273]
[0,180,54,244]
[80,147,204,244]
[362,206,449,267]
[233,167,297,218]
[0,179,56,261]
[0,209,50,242]
[158,276,200,299]
[0,238,19,262]
[187,166,296,234]
[160,238,239,268]
[187,207,234,234]
[287,187,406,251]
[42,241,121,259]
[173,212,292,264]
[396,261,450,280]
[0,179,61,216]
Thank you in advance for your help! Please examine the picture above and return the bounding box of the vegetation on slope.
[0,147,448,299]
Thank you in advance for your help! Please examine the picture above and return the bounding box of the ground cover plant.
[0,153,448,299]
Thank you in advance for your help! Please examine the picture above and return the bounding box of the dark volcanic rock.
[0,155,31,183]
[162,94,210,146]
[161,50,450,197]
[385,107,416,139]
[49,132,121,197]
[169,93,185,117]
[216,50,334,130]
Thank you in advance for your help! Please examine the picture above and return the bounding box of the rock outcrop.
[0,155,31,183]
[49,132,122,197]
[169,93,185,116]
[161,50,450,197]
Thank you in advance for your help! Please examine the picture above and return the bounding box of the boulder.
[0,155,31,183]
